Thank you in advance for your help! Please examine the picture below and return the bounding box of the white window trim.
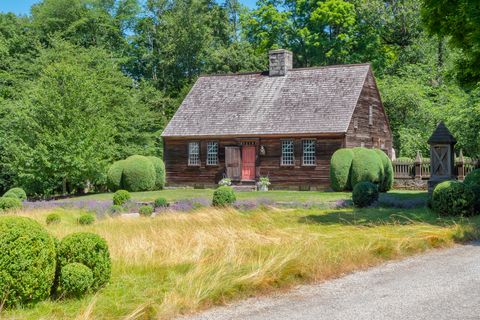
[206,141,218,166]
[188,142,200,166]
[302,139,316,166]
[368,105,373,126]
[281,140,295,166]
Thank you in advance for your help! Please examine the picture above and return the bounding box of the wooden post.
[457,149,465,180]
[414,150,422,179]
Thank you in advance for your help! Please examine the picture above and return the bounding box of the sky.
[0,0,257,15]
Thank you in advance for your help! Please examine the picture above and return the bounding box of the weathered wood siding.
[345,69,393,157]
[163,136,344,189]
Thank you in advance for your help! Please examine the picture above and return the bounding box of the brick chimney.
[269,49,293,76]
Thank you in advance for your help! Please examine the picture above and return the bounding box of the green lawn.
[66,188,427,204]
[5,194,477,319]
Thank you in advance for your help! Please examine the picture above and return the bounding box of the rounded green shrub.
[58,262,93,298]
[212,186,236,207]
[350,148,384,187]
[107,160,126,191]
[0,216,56,308]
[3,187,27,201]
[330,149,354,191]
[432,180,475,216]
[464,169,480,213]
[78,214,95,225]
[113,189,131,206]
[139,205,154,216]
[0,197,22,211]
[374,149,394,192]
[147,156,166,190]
[46,213,61,225]
[57,232,111,291]
[122,155,156,192]
[352,181,379,208]
[154,197,168,208]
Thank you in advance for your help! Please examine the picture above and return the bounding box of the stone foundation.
[393,179,428,190]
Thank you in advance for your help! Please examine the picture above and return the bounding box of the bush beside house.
[432,180,475,216]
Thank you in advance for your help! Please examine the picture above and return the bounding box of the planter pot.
[258,185,269,192]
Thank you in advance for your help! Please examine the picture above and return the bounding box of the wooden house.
[161,49,393,189]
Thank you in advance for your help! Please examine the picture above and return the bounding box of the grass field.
[4,196,479,319]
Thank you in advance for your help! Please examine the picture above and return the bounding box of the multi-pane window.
[206,141,218,165]
[281,140,294,165]
[302,140,316,166]
[188,142,200,166]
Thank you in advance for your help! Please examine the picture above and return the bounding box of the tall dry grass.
[6,206,477,319]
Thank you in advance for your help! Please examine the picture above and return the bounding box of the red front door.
[242,146,256,180]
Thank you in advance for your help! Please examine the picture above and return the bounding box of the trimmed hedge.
[352,181,379,208]
[139,205,154,217]
[147,156,166,190]
[350,148,384,187]
[374,149,394,192]
[464,169,480,213]
[3,187,27,201]
[432,180,475,216]
[58,262,94,298]
[212,186,236,207]
[113,189,131,206]
[0,197,22,211]
[57,232,111,291]
[0,216,56,308]
[46,213,61,225]
[330,149,354,191]
[122,155,156,192]
[106,160,126,191]
[78,214,95,225]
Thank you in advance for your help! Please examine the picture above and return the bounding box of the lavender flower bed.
[377,194,426,209]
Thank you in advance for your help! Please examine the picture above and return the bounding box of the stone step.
[232,184,257,192]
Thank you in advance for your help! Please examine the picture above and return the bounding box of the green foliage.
[432,181,475,216]
[46,213,61,225]
[107,160,126,192]
[464,169,480,213]
[108,205,124,215]
[3,187,27,201]
[330,149,354,191]
[57,232,111,291]
[139,205,154,217]
[78,214,95,225]
[113,190,131,206]
[0,216,56,308]
[212,186,236,207]
[0,197,22,211]
[58,262,94,299]
[147,156,166,190]
[154,197,168,208]
[374,149,394,192]
[121,155,156,192]
[352,181,379,208]
[350,148,383,188]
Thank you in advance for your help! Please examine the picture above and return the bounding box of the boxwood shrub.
[147,156,166,190]
[46,213,61,225]
[212,186,236,207]
[432,180,475,216]
[57,232,111,291]
[154,197,168,208]
[3,187,27,201]
[58,262,94,298]
[122,155,156,192]
[329,148,354,191]
[464,169,480,213]
[0,196,22,211]
[78,214,95,225]
[374,149,394,192]
[139,205,154,217]
[0,216,56,308]
[352,181,379,208]
[106,160,126,191]
[350,148,384,187]
[113,189,131,206]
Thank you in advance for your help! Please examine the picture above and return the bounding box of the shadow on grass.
[298,206,470,227]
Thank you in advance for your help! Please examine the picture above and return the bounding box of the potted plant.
[218,178,232,186]
[257,176,271,191]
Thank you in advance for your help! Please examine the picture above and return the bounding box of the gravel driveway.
[182,243,480,320]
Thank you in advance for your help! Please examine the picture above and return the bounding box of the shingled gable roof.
[161,63,371,137]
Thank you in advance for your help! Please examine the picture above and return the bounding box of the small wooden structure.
[162,49,393,189]
[427,122,457,193]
